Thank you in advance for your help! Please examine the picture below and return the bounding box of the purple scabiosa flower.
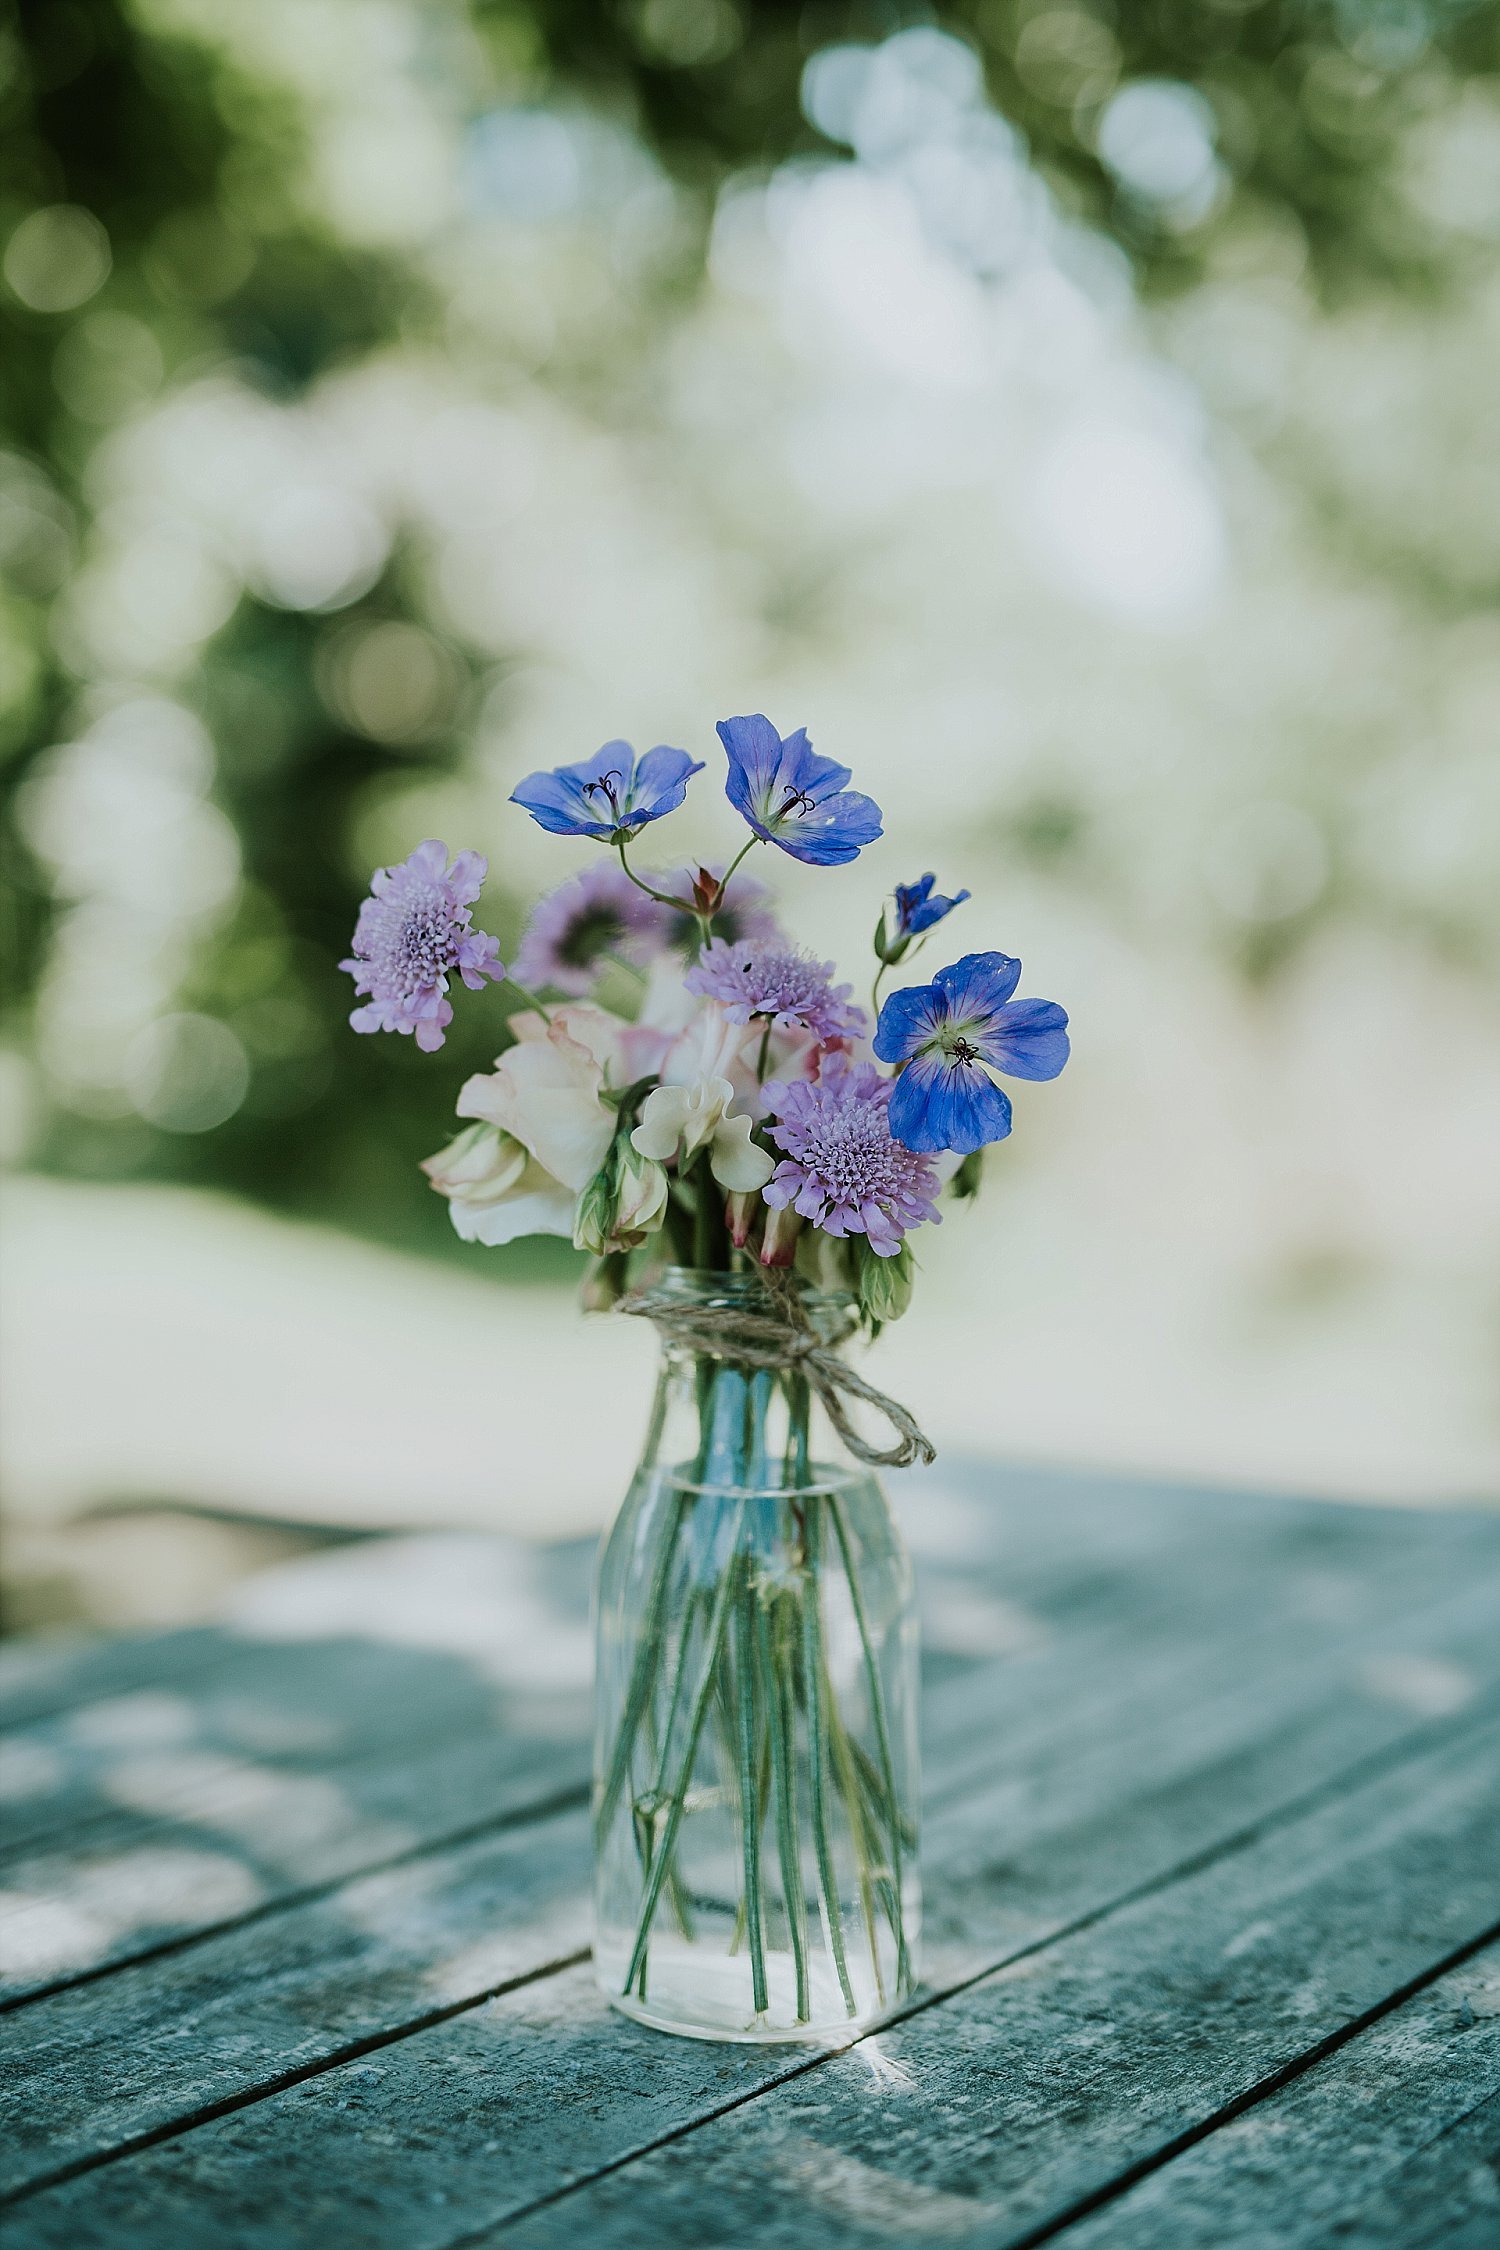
[718,714,882,866]
[511,739,703,841]
[874,951,1069,1154]
[762,1056,941,1256]
[684,937,867,1044]
[341,840,504,1053]
[514,860,669,996]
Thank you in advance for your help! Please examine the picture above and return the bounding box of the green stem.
[851,1734,919,1853]
[823,1654,886,2008]
[690,1153,731,1274]
[734,1561,769,2014]
[640,1692,695,1941]
[829,1494,912,1992]
[783,1371,811,1488]
[597,1488,688,1842]
[760,1586,809,2021]
[713,836,759,917]
[614,836,695,913]
[624,1495,748,1999]
[800,1501,857,2017]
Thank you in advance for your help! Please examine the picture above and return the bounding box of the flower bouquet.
[342,713,1069,2041]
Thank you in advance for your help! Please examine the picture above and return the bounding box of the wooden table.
[3,1462,1499,2248]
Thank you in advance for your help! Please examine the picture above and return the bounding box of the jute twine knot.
[616,1269,936,1471]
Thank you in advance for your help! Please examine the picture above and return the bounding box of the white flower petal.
[710,1112,775,1192]
[457,1028,613,1189]
[631,1084,690,1162]
[457,1179,578,1246]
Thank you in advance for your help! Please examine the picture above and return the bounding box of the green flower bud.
[855,1236,914,1330]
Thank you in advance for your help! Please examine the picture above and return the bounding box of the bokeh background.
[3,0,1498,1634]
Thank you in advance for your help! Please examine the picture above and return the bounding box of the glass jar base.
[596,1937,906,2045]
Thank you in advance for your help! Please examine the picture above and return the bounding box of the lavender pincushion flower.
[342,840,504,1052]
[762,1057,941,1256]
[514,860,669,996]
[685,938,866,1044]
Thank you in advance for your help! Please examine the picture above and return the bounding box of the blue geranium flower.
[511,740,703,842]
[874,952,1070,1154]
[718,714,882,867]
[894,873,970,940]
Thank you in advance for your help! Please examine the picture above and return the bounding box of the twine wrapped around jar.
[616,1268,936,1470]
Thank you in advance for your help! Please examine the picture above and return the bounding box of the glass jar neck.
[633,1268,858,1493]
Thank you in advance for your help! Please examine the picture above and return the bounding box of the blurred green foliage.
[1,0,1495,1261]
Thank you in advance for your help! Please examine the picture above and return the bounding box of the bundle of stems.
[596,1358,915,2024]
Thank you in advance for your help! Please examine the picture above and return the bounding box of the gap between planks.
[9,1548,1498,2012]
[991,1921,1500,2250]
[0,1778,591,2018]
[453,1915,1500,2250]
[5,1687,1496,2217]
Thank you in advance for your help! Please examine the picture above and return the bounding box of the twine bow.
[616,1269,936,1471]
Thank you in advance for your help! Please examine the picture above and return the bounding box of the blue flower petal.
[978,997,1071,1082]
[511,769,613,838]
[718,714,784,823]
[512,739,700,839]
[874,982,946,1063]
[719,713,881,864]
[769,788,883,865]
[892,875,935,936]
[633,744,704,821]
[933,951,1022,1021]
[896,876,970,937]
[888,1052,1013,1154]
[778,728,853,805]
[573,739,638,791]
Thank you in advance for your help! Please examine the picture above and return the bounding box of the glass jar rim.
[638,1264,855,1311]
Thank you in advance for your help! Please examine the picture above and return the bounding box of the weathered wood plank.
[477,1715,1500,2250]
[8,1482,1495,2006]
[0,1531,598,1860]
[5,1662,1497,2240]
[7,1467,1492,1740]
[1054,1946,1500,2248]
[1333,2086,1500,2248]
[6,1542,1499,2198]
[0,1628,235,1737]
[0,1703,590,2008]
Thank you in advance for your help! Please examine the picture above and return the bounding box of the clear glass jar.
[593,1270,920,2042]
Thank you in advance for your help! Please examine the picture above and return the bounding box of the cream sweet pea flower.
[420,1121,576,1246]
[632,996,774,1191]
[632,1077,774,1192]
[457,1017,615,1191]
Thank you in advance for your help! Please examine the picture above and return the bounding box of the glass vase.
[592,1269,920,2043]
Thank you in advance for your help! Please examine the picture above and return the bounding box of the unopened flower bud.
[421,1122,527,1208]
[725,1188,762,1251]
[612,1143,669,1248]
[759,1201,804,1268]
[691,865,724,916]
[574,1138,669,1256]
[573,1153,619,1259]
[872,908,909,967]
